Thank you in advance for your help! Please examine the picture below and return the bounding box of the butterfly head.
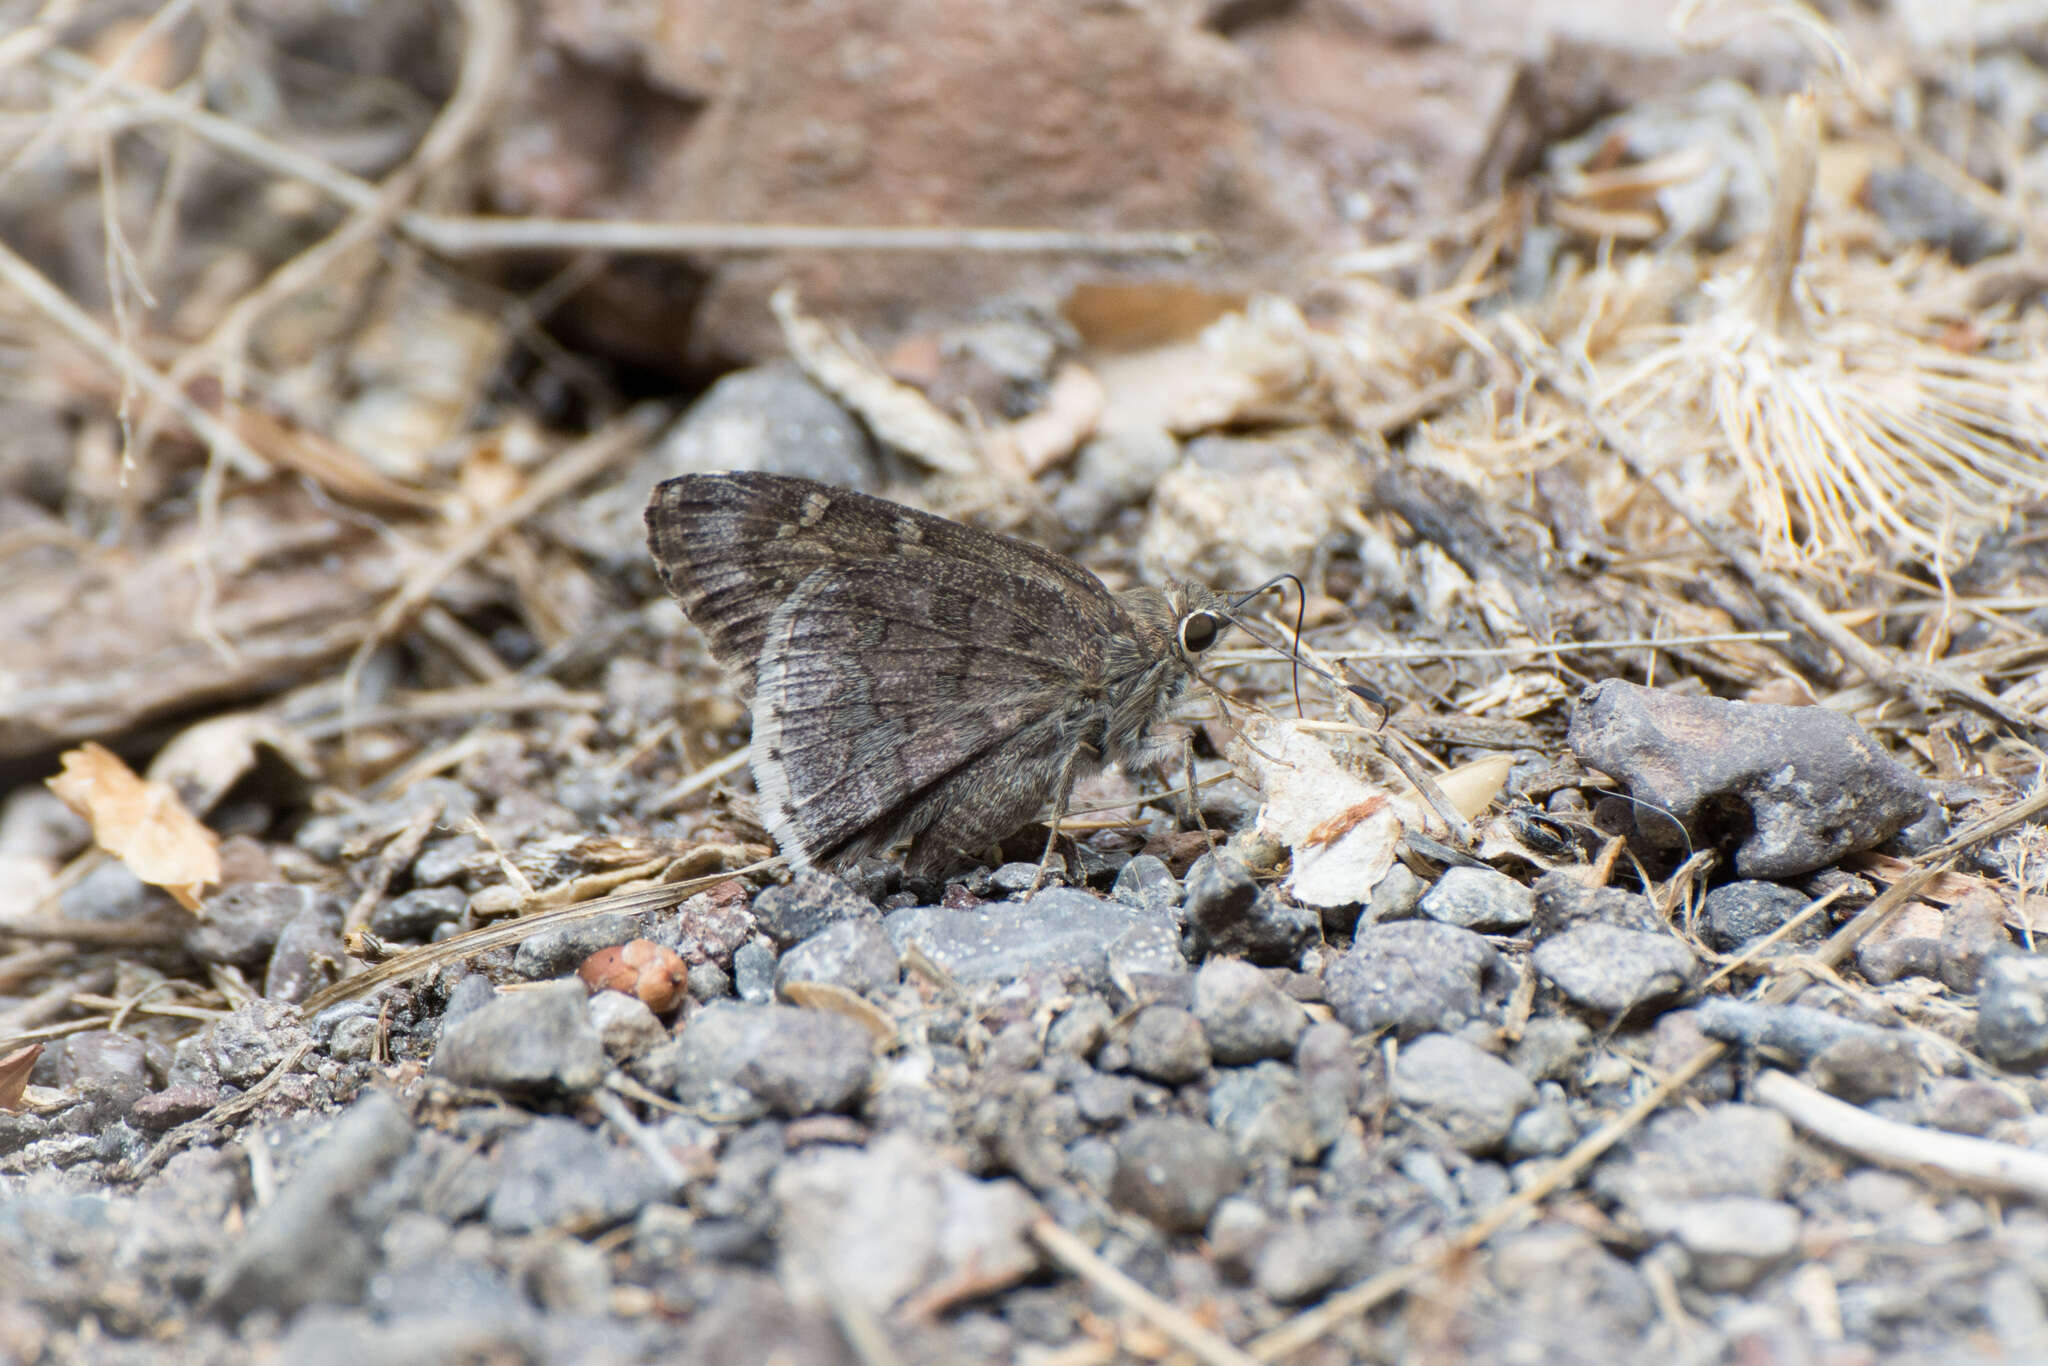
[1166,583,1233,665]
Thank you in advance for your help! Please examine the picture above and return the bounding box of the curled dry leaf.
[771,283,981,476]
[0,1044,41,1112]
[578,939,690,1013]
[47,742,220,912]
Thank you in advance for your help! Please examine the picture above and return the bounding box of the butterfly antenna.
[1221,574,1391,723]
[1598,790,1697,860]
[1226,574,1308,717]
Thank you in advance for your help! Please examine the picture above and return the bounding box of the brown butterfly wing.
[645,473,1126,867]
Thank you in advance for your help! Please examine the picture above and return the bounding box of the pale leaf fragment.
[1237,717,1409,909]
[983,361,1105,476]
[47,742,220,912]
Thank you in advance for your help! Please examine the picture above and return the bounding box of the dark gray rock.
[1532,924,1695,1016]
[483,1117,674,1234]
[184,883,311,966]
[1392,1033,1535,1154]
[1054,421,1180,533]
[754,871,878,949]
[61,861,167,922]
[1325,920,1510,1038]
[1567,679,1931,878]
[1192,958,1306,1064]
[1070,1070,1135,1125]
[1808,1034,1919,1104]
[733,938,778,1003]
[205,1091,414,1318]
[1106,911,1191,1007]
[265,899,345,1004]
[55,1030,148,1091]
[431,980,606,1096]
[1110,1117,1244,1234]
[688,962,733,1002]
[1420,866,1533,932]
[1111,854,1181,914]
[1047,997,1114,1060]
[129,1084,218,1132]
[441,971,496,1022]
[1360,862,1425,926]
[1700,880,1818,952]
[1690,998,1916,1101]
[1294,1022,1362,1151]
[208,1000,312,1087]
[1505,1083,1578,1158]
[1183,854,1317,964]
[1592,1104,1796,1211]
[773,918,899,997]
[673,1001,874,1116]
[410,833,482,887]
[990,860,1057,895]
[1122,1005,1209,1084]
[1941,891,2012,994]
[1978,955,2048,1069]
[511,913,637,981]
[1208,1061,1320,1163]
[1918,1077,2025,1136]
[368,886,467,940]
[884,889,1140,990]
[1530,871,1664,936]
[1510,1016,1592,1082]
[1864,162,2014,264]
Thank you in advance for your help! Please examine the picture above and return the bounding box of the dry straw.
[1599,93,2048,572]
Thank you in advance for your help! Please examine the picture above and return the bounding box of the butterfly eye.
[1178,611,1220,654]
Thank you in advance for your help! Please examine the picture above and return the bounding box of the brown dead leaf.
[47,742,220,912]
[0,1044,42,1112]
[1062,280,1246,350]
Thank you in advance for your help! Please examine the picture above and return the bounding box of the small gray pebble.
[1192,958,1306,1065]
[432,981,605,1096]
[1110,1118,1243,1234]
[1112,855,1181,913]
[1122,1005,1210,1084]
[1393,1033,1535,1154]
[1419,866,1533,933]
[1532,924,1695,1016]
[1978,955,2048,1069]
[733,938,778,1004]
[773,918,900,997]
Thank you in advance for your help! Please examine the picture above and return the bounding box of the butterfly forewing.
[645,472,1130,868]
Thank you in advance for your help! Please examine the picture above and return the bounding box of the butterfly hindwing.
[645,472,1129,868]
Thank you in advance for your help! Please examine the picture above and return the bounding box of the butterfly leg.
[1021,746,1089,900]
[1181,737,1212,846]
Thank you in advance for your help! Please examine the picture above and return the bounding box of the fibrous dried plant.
[1596,94,2048,573]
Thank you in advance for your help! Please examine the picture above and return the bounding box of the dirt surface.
[5,2,2048,1364]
